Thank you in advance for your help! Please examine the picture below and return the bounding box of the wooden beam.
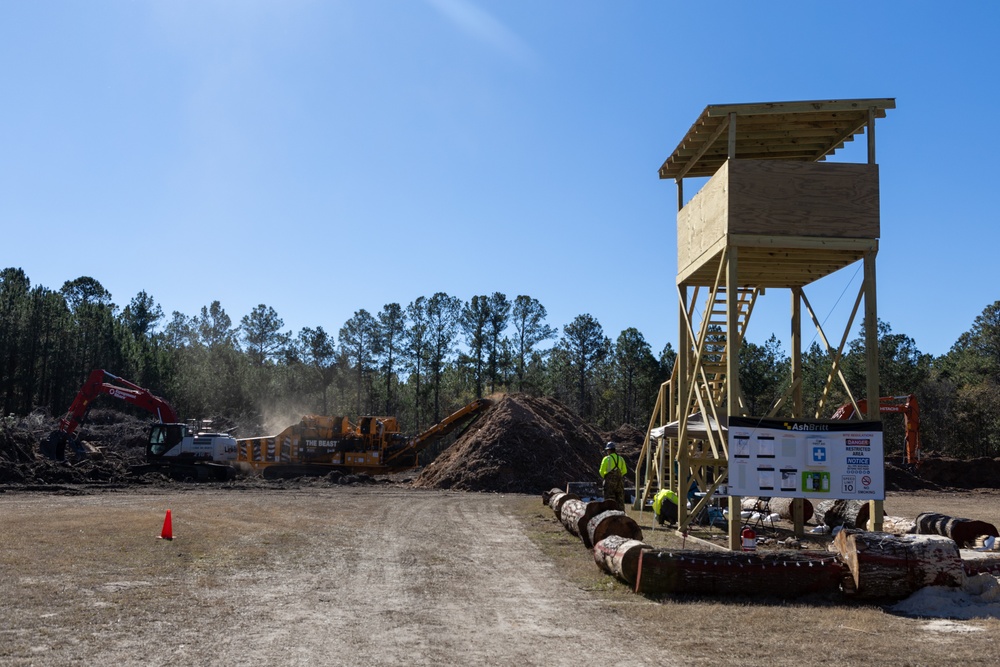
[800,285,864,419]
[728,112,737,159]
[730,235,877,251]
[814,118,869,161]
[863,249,883,531]
[671,117,730,181]
[703,99,895,117]
[725,247,741,551]
[867,106,877,164]
[672,143,833,158]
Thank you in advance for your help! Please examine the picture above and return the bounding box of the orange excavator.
[831,394,921,465]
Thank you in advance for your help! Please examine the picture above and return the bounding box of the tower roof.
[659,98,895,180]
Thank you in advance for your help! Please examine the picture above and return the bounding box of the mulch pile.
[413,394,609,494]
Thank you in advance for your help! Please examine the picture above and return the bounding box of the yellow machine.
[235,399,491,478]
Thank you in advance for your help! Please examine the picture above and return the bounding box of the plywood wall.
[677,159,879,277]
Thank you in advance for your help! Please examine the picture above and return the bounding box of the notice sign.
[727,417,883,500]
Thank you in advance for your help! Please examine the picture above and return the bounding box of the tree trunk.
[635,549,846,596]
[593,536,648,586]
[961,550,1000,576]
[741,497,814,523]
[586,510,643,548]
[542,487,562,506]
[814,499,881,529]
[833,529,965,600]
[547,491,579,517]
[916,512,1000,548]
[881,516,917,535]
[560,498,587,536]
[559,499,619,548]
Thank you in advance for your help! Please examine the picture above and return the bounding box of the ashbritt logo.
[783,422,830,431]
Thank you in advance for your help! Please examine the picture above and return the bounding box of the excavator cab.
[148,423,189,457]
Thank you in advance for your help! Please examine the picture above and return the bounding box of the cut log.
[961,549,1000,576]
[916,512,1000,548]
[559,498,587,536]
[635,549,846,597]
[769,497,813,524]
[547,491,579,517]
[578,499,620,548]
[593,536,648,586]
[833,529,965,600]
[742,497,814,524]
[881,515,917,535]
[814,499,882,529]
[542,487,562,506]
[560,498,618,543]
[586,510,643,548]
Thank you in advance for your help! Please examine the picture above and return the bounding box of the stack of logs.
[542,488,1000,599]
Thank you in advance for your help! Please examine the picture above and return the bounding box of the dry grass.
[511,494,1000,667]
[3,487,999,666]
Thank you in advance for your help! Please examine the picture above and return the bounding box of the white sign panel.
[726,417,884,500]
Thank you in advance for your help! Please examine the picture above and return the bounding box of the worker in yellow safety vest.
[652,488,679,526]
[599,442,627,511]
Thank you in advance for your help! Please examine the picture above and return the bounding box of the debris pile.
[913,454,1000,490]
[0,409,148,485]
[414,394,606,494]
[3,397,1000,495]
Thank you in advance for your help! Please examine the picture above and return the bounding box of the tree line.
[2,266,999,459]
[0,268,673,435]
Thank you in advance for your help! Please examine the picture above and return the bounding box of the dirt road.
[0,487,673,666]
[4,486,1000,666]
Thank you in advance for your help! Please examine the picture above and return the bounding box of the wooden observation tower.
[638,99,895,549]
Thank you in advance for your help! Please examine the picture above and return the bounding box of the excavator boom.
[832,394,921,465]
[43,369,179,460]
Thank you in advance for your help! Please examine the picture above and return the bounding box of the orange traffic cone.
[159,509,173,540]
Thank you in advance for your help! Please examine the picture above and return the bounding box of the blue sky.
[2,1,997,359]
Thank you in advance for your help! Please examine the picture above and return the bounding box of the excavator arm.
[832,394,921,465]
[42,369,179,460]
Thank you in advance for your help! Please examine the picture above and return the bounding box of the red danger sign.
[861,475,871,487]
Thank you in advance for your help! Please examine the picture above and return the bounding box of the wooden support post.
[726,248,741,550]
[676,285,689,530]
[863,250,883,531]
[790,287,805,536]
[867,107,876,165]
[728,112,737,159]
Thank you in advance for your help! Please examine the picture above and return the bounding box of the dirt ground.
[2,485,999,667]
[3,397,1000,664]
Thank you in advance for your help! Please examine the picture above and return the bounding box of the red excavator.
[42,369,238,480]
[831,394,921,465]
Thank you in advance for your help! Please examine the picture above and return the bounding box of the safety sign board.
[726,416,883,500]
